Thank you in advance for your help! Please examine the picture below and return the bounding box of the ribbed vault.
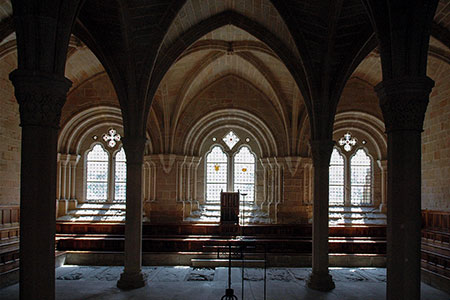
[149,23,306,157]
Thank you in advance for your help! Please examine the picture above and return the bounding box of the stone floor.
[2,266,448,300]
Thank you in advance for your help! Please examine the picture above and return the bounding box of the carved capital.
[310,139,335,168]
[9,69,72,128]
[122,136,147,164]
[375,77,434,133]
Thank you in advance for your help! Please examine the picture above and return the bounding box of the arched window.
[329,148,345,205]
[350,148,372,205]
[86,144,109,202]
[206,146,228,201]
[114,148,127,202]
[205,131,257,203]
[84,128,127,203]
[233,146,256,201]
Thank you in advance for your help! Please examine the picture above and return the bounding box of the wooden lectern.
[220,191,239,224]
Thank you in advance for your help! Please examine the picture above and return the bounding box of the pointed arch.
[233,145,256,202]
[205,144,228,202]
[113,146,127,202]
[350,147,373,205]
[85,143,109,202]
[329,147,345,205]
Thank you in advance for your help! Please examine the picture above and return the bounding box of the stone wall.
[0,52,20,205]
[422,56,450,211]
[61,72,119,127]
[60,71,389,224]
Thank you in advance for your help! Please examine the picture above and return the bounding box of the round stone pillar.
[10,70,72,300]
[375,76,434,300]
[307,139,335,291]
[117,136,147,289]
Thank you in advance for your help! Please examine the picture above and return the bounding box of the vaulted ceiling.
[0,0,449,150]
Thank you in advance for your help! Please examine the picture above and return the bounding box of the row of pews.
[0,206,19,288]
[55,223,387,255]
[421,210,450,294]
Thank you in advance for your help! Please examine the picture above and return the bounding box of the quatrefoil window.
[338,132,357,152]
[102,128,121,148]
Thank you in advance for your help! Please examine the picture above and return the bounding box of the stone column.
[344,154,351,206]
[376,159,388,213]
[375,77,434,300]
[117,136,146,289]
[68,155,80,210]
[307,139,335,291]
[10,70,71,300]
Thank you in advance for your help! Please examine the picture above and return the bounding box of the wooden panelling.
[421,210,450,289]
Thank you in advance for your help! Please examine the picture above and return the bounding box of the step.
[76,203,126,210]
[0,259,19,274]
[56,234,385,254]
[57,215,125,222]
[421,249,450,270]
[422,242,450,257]
[329,206,380,212]
[185,216,271,224]
[0,226,20,241]
[329,212,386,219]
[422,230,450,244]
[421,266,450,294]
[422,260,450,279]
[198,211,265,217]
[0,251,66,289]
[66,209,125,216]
[56,223,387,237]
[0,238,19,255]
[57,203,127,223]
[191,258,266,267]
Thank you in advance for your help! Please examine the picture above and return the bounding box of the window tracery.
[85,128,126,203]
[350,148,372,205]
[329,148,345,205]
[86,144,109,202]
[206,131,256,202]
[329,145,373,206]
[338,132,357,152]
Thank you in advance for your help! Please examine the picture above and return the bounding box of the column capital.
[309,139,335,168]
[122,136,147,164]
[375,76,434,133]
[9,70,72,129]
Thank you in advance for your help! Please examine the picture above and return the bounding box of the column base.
[68,199,78,210]
[117,271,146,290]
[379,203,387,213]
[307,272,335,291]
[57,199,68,217]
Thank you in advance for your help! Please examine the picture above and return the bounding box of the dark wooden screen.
[220,191,239,224]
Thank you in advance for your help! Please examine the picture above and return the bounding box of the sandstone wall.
[422,56,450,211]
[0,52,20,205]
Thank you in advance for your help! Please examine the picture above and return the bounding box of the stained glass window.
[329,148,345,205]
[233,146,255,201]
[350,149,372,205]
[86,144,109,202]
[114,148,127,202]
[206,146,228,201]
[223,130,240,150]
